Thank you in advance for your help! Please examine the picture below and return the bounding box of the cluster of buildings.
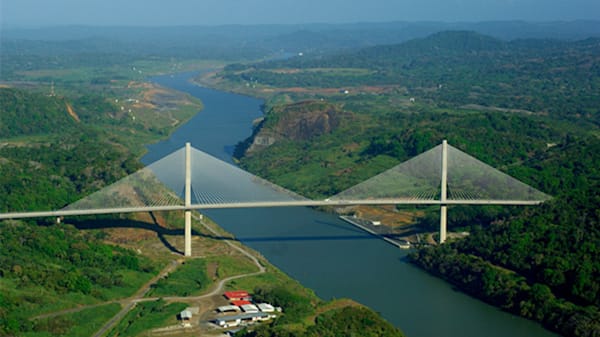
[214,290,280,329]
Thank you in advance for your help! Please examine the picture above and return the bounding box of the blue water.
[143,72,558,337]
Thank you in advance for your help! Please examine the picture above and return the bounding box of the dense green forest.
[0,221,155,335]
[0,54,197,336]
[411,137,600,337]
[0,69,166,337]
[220,31,600,124]
[216,31,600,336]
[0,88,78,137]
[236,103,574,198]
[0,88,141,212]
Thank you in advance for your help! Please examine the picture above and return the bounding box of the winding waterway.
[143,72,557,337]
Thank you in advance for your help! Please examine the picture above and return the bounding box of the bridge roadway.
[0,199,542,220]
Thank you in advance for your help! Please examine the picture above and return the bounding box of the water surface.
[143,72,557,337]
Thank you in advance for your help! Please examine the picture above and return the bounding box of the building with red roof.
[224,290,251,301]
[231,300,252,306]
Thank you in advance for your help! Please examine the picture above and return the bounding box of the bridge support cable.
[330,146,442,201]
[329,140,550,244]
[1,141,552,254]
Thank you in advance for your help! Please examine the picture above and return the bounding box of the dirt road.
[89,214,265,337]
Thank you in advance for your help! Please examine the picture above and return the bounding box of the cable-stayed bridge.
[0,141,550,256]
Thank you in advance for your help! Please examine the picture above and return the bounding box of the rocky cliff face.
[246,100,346,154]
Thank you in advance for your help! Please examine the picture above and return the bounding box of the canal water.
[143,72,557,337]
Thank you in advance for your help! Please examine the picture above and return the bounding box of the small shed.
[179,309,193,327]
[180,310,193,320]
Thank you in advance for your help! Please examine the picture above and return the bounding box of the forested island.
[204,30,600,336]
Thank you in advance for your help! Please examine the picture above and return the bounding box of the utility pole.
[184,142,192,257]
[440,140,448,243]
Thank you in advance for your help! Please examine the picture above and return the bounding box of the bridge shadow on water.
[315,219,366,234]
[233,219,376,243]
[236,234,378,243]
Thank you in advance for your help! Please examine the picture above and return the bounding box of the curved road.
[87,214,265,337]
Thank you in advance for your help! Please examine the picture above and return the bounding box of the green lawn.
[105,300,187,337]
[145,259,211,297]
[25,303,122,337]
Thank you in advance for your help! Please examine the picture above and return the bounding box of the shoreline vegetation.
[2,23,600,336]
[0,60,405,336]
[196,31,600,336]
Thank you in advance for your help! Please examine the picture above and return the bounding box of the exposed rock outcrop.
[245,100,348,154]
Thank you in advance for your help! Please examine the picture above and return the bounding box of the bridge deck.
[0,199,543,220]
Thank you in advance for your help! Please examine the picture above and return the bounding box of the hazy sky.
[2,0,600,27]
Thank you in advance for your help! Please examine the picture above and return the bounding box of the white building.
[257,303,275,313]
[180,309,193,327]
[217,305,241,313]
[240,304,259,313]
[215,312,272,328]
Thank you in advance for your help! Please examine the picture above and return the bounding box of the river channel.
[143,72,557,337]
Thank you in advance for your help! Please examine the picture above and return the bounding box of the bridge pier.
[440,140,448,244]
[184,142,192,257]
[440,205,447,243]
[185,210,192,256]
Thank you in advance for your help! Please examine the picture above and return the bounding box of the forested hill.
[0,86,160,336]
[351,30,511,58]
[0,88,139,212]
[0,88,78,138]
[216,29,600,337]
[221,31,600,123]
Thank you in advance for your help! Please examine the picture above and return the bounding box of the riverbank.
[140,71,560,337]
[410,244,600,337]
[339,215,412,249]
[131,71,407,336]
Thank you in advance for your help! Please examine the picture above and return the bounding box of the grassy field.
[204,254,260,281]
[25,304,122,337]
[3,267,154,315]
[145,259,211,297]
[105,300,187,337]
[17,59,225,85]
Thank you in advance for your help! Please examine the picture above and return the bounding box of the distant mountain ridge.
[3,20,600,59]
[352,30,600,63]
[400,30,508,52]
[220,30,600,123]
